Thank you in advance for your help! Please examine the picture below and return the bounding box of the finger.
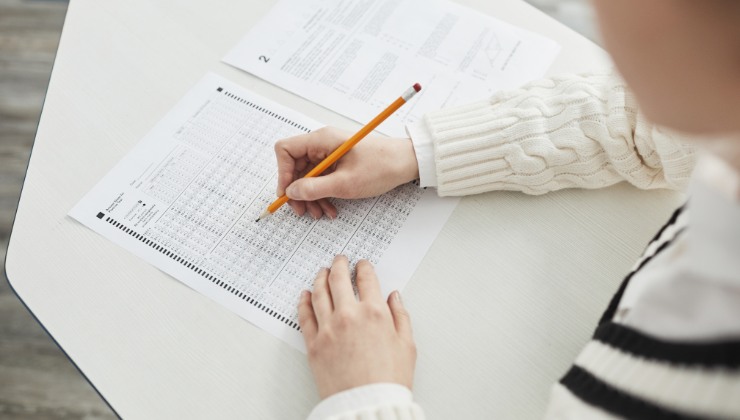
[288,199,306,217]
[305,201,323,220]
[328,255,355,308]
[298,290,318,342]
[275,128,347,195]
[304,127,349,162]
[275,137,307,196]
[311,268,333,324]
[294,158,309,175]
[285,173,349,201]
[355,259,382,302]
[388,291,413,340]
[316,199,337,219]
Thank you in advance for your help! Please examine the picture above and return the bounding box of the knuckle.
[274,139,286,152]
[334,309,356,329]
[365,303,386,320]
[311,288,324,303]
[328,270,347,285]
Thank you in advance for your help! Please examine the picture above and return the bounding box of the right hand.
[274,127,420,219]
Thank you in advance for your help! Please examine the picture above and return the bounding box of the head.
[592,0,740,136]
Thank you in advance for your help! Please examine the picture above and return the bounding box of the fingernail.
[394,291,403,304]
[286,185,299,199]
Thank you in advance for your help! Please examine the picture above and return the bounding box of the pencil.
[256,83,422,222]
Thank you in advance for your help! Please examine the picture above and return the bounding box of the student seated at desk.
[274,1,740,418]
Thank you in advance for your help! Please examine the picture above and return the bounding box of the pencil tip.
[256,210,270,223]
[255,218,260,223]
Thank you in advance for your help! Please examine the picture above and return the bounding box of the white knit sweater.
[306,73,740,420]
[407,71,694,195]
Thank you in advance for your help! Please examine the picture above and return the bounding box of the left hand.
[298,255,417,399]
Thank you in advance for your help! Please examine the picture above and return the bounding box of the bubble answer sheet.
[69,73,459,352]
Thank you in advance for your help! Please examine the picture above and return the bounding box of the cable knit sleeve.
[413,71,696,196]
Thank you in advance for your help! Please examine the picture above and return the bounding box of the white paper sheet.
[69,73,459,351]
[224,0,561,137]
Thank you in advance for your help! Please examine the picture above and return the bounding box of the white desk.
[6,1,684,418]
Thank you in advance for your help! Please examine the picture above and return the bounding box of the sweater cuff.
[306,383,420,420]
[406,120,438,188]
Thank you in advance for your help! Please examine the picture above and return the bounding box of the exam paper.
[69,73,459,351]
[224,0,561,137]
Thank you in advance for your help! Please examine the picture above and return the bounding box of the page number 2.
[259,55,270,63]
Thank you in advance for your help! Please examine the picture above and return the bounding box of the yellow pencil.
[257,83,422,222]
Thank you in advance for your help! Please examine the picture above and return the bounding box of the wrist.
[394,138,420,184]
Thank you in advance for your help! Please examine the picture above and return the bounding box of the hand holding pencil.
[265,84,422,220]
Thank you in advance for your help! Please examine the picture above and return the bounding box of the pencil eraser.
[413,83,422,92]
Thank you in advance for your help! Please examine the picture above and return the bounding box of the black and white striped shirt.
[548,155,740,419]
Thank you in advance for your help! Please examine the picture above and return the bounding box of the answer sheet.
[224,0,561,137]
[69,73,459,351]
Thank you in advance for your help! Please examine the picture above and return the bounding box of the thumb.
[285,175,343,201]
[388,291,413,340]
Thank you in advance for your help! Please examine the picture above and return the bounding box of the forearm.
[409,71,696,196]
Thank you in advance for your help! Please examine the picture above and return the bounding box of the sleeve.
[406,120,438,188]
[306,383,425,420]
[407,70,696,196]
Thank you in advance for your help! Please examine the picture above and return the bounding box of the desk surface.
[6,0,684,418]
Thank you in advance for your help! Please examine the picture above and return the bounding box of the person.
[273,0,740,418]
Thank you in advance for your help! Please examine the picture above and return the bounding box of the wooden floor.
[0,1,595,419]
[0,0,116,418]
